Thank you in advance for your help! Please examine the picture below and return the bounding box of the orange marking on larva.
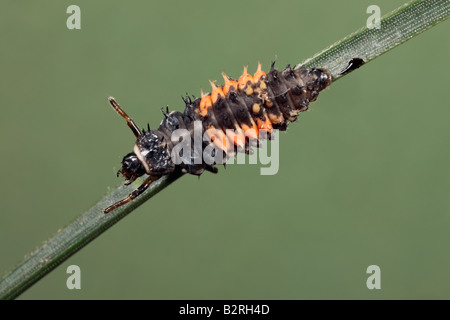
[227,128,246,149]
[253,62,266,82]
[245,86,254,96]
[222,73,237,95]
[217,130,232,152]
[260,108,274,131]
[209,80,225,103]
[242,123,259,140]
[238,66,253,90]
[199,94,212,117]
[236,129,246,149]
[207,125,232,153]
[291,110,300,117]
[206,126,223,151]
[257,119,273,131]
[252,103,261,114]
[268,112,283,124]
[259,81,267,90]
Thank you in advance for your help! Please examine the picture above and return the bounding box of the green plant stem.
[0,171,183,300]
[300,0,449,80]
[0,0,448,300]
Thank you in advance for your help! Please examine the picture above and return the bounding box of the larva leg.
[103,175,159,214]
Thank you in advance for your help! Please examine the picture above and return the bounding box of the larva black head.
[104,98,179,215]
[108,97,175,185]
[132,129,176,176]
[118,152,146,184]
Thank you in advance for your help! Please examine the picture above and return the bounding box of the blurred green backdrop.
[0,0,449,300]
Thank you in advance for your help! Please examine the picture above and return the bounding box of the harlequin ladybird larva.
[103,62,332,214]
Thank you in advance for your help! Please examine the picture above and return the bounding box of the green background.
[0,0,449,299]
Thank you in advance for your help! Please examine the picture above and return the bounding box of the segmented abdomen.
[157,63,332,174]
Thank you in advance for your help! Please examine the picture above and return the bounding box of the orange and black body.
[104,63,332,213]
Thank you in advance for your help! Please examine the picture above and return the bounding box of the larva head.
[128,130,175,179]
[117,152,146,184]
[108,97,175,184]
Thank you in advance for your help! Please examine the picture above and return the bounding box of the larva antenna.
[108,97,141,138]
